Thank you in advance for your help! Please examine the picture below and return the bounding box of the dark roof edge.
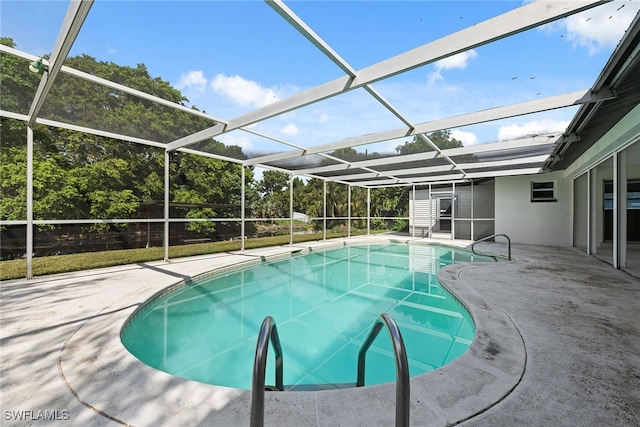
[546,11,640,171]
[566,11,640,134]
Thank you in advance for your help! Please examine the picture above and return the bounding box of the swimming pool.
[121,243,493,390]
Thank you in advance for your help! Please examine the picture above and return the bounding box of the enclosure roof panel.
[2,0,638,187]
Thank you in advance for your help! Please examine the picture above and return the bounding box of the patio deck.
[1,236,638,426]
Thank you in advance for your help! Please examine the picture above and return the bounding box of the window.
[531,181,556,202]
[605,180,640,210]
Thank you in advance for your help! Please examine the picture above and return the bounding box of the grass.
[0,230,389,281]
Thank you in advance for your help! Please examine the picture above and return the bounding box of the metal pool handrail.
[250,316,284,427]
[357,313,410,427]
[471,233,511,261]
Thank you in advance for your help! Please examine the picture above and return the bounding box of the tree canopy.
[0,37,249,231]
[1,37,412,246]
[395,130,464,155]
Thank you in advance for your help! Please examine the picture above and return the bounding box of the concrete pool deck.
[1,236,638,426]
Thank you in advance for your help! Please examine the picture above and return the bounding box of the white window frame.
[531,181,557,202]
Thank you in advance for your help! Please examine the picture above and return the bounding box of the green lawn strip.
[1,230,388,281]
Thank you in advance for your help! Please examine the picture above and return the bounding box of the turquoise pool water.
[121,243,493,390]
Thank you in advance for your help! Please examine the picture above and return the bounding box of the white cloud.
[280,123,299,136]
[427,71,445,87]
[211,74,280,108]
[107,47,117,55]
[544,0,640,55]
[497,119,569,141]
[451,129,478,146]
[317,112,329,123]
[434,50,478,72]
[217,133,254,153]
[428,50,478,87]
[176,70,208,92]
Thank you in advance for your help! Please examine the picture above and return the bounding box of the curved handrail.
[357,313,410,427]
[250,316,284,427]
[471,233,511,261]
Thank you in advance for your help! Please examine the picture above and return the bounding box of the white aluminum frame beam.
[268,0,420,129]
[5,101,559,189]
[400,174,466,184]
[455,154,550,170]
[309,90,592,155]
[268,0,416,128]
[0,44,217,123]
[443,133,562,157]
[282,134,559,181]
[325,165,456,182]
[348,178,405,187]
[167,0,609,152]
[342,173,467,187]
[419,134,467,177]
[27,0,94,126]
[240,128,360,168]
[2,44,306,161]
[325,154,550,183]
[2,111,246,165]
[245,90,592,168]
[310,150,441,173]
[331,162,545,187]
[243,127,413,166]
[464,167,542,179]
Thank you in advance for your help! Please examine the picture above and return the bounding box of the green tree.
[294,178,323,218]
[0,38,248,238]
[395,130,463,154]
[0,37,42,113]
[172,140,248,232]
[39,53,211,143]
[369,186,409,232]
[257,170,289,195]
[253,170,291,220]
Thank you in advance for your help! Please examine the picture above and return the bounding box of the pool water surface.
[121,243,492,390]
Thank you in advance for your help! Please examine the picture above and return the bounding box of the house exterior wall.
[495,171,573,247]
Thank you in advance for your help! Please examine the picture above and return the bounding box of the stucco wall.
[495,171,573,247]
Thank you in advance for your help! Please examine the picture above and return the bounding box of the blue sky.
[2,0,639,158]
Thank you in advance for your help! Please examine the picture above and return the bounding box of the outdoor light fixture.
[28,58,49,73]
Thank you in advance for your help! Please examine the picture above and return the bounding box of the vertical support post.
[323,180,327,240]
[289,174,294,246]
[470,180,474,241]
[451,182,456,240]
[164,150,170,261]
[348,185,351,238]
[367,187,371,236]
[412,185,416,238]
[428,184,432,239]
[586,170,592,255]
[612,154,618,268]
[241,165,246,251]
[617,150,627,268]
[26,127,34,279]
